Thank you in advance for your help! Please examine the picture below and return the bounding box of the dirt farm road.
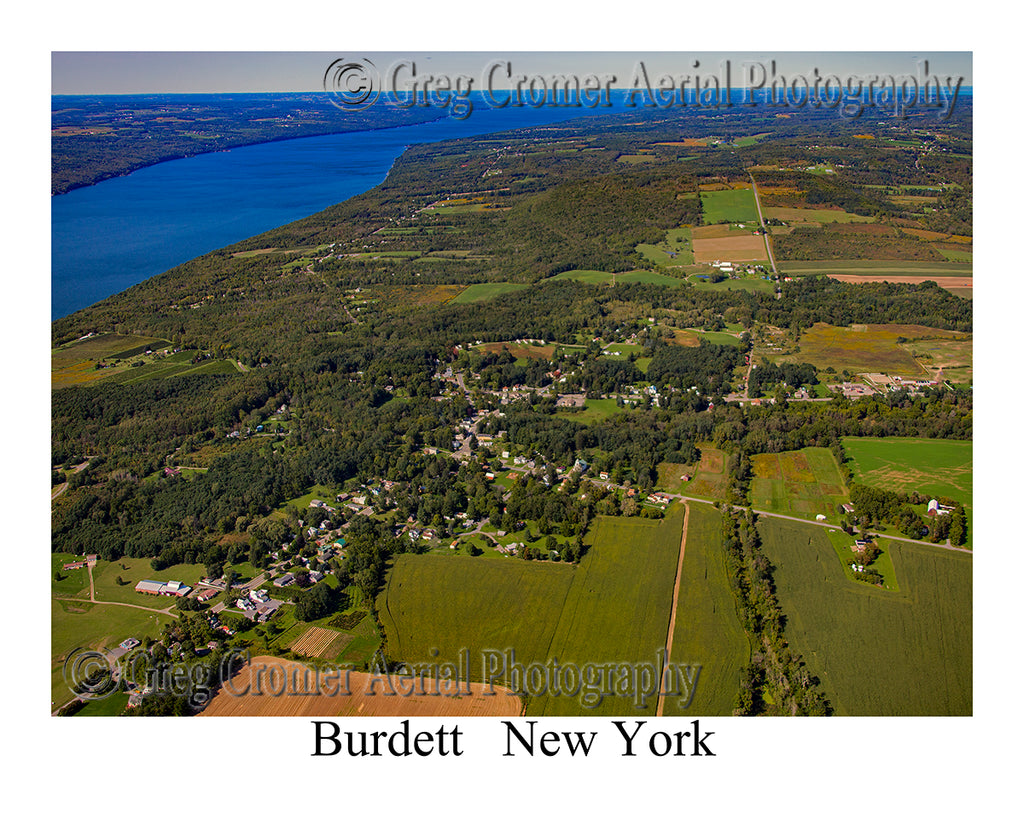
[657,501,690,717]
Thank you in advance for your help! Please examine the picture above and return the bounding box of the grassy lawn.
[559,397,629,424]
[750,447,848,522]
[696,330,746,347]
[54,555,209,609]
[551,269,614,285]
[273,485,338,517]
[70,691,131,716]
[758,517,971,715]
[824,528,900,591]
[663,503,749,716]
[52,554,91,597]
[84,558,207,608]
[615,269,687,287]
[688,275,776,294]
[603,343,643,356]
[51,598,175,711]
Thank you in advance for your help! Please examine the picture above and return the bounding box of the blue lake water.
[51,85,972,320]
[52,98,650,320]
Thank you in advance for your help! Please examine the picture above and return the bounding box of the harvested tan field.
[693,234,768,263]
[691,224,739,239]
[827,275,972,290]
[199,656,524,717]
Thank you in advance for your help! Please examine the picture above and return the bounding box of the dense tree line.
[721,509,831,716]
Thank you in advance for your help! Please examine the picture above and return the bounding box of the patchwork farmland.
[750,447,848,522]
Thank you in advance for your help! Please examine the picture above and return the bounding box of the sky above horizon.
[52,51,972,94]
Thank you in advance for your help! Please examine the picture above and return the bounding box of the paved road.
[582,478,970,556]
[749,173,778,279]
[51,459,91,501]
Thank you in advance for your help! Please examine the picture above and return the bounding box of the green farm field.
[530,505,685,716]
[688,275,776,294]
[750,447,848,522]
[842,436,972,547]
[758,517,971,715]
[379,554,576,674]
[452,282,530,303]
[379,507,687,716]
[662,503,749,716]
[700,187,759,223]
[551,269,614,285]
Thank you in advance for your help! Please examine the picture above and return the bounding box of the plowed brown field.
[199,656,524,717]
